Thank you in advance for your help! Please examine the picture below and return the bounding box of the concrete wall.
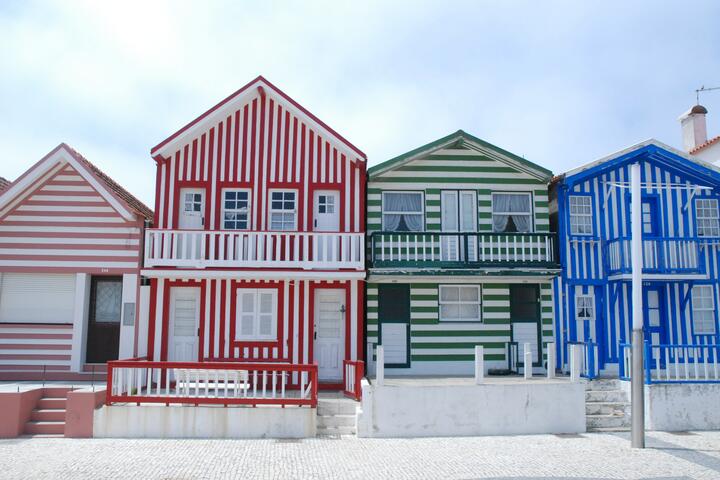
[357,379,585,438]
[94,405,316,439]
[621,381,720,431]
[65,388,106,438]
[0,388,43,437]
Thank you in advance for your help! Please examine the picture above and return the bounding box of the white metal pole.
[570,344,581,382]
[524,343,532,380]
[630,162,645,448]
[547,342,555,379]
[475,345,484,384]
[376,346,385,386]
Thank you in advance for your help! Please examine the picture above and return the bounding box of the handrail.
[619,342,720,384]
[605,237,705,275]
[343,360,364,401]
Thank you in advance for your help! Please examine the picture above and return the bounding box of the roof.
[690,135,720,154]
[368,129,553,181]
[0,143,153,221]
[151,75,366,162]
[552,138,720,188]
[0,177,10,192]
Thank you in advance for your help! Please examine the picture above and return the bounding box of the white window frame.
[381,191,425,232]
[221,188,251,230]
[569,195,594,236]
[695,198,720,238]
[491,192,534,233]
[269,189,297,231]
[691,285,717,335]
[236,288,278,341]
[438,285,482,322]
[575,293,595,322]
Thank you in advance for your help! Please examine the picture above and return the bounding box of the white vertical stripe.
[350,280,357,360]
[303,132,310,231]
[278,106,285,183]
[154,279,164,361]
[253,99,261,231]
[158,163,166,228]
[203,132,210,182]
[283,280,289,359]
[320,140,326,183]
[224,280,231,357]
[187,140,193,181]
[295,120,302,183]
[236,110,244,183]
[354,165,360,232]
[203,280,211,360]
[303,280,310,364]
[210,126,219,230]
[261,98,270,231]
[227,114,235,183]
[329,147,335,183]
[312,132,318,184]
[167,155,176,230]
[287,113,295,184]
[218,119,226,183]
[270,103,279,183]
[177,147,185,185]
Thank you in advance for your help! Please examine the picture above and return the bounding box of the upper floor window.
[236,289,277,341]
[222,189,250,230]
[492,193,532,233]
[269,190,297,231]
[575,293,595,321]
[569,196,593,236]
[696,198,720,237]
[692,285,716,335]
[382,192,423,232]
[439,285,482,322]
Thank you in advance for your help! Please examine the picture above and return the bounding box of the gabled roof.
[0,177,10,192]
[690,135,720,154]
[0,143,153,222]
[151,75,366,162]
[553,139,720,188]
[368,129,553,181]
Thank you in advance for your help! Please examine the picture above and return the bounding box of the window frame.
[268,189,298,231]
[235,288,278,341]
[381,190,425,232]
[575,293,595,322]
[568,194,594,236]
[691,284,717,335]
[695,197,720,238]
[438,284,483,323]
[221,188,251,231]
[491,191,534,233]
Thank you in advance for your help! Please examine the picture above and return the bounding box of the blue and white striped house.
[551,140,720,378]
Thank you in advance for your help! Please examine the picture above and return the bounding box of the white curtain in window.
[384,193,423,231]
[493,194,531,233]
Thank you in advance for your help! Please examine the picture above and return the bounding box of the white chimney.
[678,104,708,151]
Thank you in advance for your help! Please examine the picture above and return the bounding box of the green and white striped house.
[366,130,560,375]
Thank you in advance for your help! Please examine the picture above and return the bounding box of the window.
[692,285,716,335]
[696,198,720,237]
[382,192,424,232]
[222,190,250,230]
[269,190,297,230]
[575,294,595,322]
[569,196,593,235]
[236,289,278,341]
[184,192,203,213]
[317,194,335,214]
[492,193,532,233]
[439,285,482,322]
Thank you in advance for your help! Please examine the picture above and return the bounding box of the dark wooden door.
[85,276,122,363]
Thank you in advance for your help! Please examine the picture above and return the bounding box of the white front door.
[179,188,205,229]
[313,191,340,232]
[314,289,345,382]
[169,287,200,361]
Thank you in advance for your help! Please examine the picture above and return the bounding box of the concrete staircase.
[24,387,71,437]
[585,379,630,432]
[317,393,358,436]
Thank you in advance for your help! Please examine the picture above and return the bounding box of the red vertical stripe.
[160,283,171,361]
[147,279,158,359]
[357,280,365,361]
[199,133,206,182]
[233,110,240,182]
[345,282,351,360]
[198,280,207,361]
[241,105,249,182]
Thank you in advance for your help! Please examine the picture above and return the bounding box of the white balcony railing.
[144,229,364,269]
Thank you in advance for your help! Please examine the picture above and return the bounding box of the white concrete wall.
[118,274,138,360]
[94,405,316,439]
[621,381,720,431]
[357,379,585,437]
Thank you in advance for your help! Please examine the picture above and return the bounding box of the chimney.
[678,104,708,151]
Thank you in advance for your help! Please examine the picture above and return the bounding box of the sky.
[1,0,719,206]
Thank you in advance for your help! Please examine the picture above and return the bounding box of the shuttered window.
[0,273,76,323]
[236,289,277,340]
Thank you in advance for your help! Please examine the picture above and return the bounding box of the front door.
[313,190,340,231]
[85,276,123,363]
[377,284,411,368]
[643,286,666,346]
[169,287,200,361]
[314,289,345,382]
[440,190,477,261]
[510,284,541,368]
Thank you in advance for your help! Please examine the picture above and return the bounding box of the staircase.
[585,379,630,432]
[317,392,358,436]
[23,387,71,437]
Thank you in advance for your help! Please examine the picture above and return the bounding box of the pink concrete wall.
[0,388,43,438]
[64,389,105,438]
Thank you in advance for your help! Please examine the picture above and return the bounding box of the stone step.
[24,421,65,435]
[30,409,66,422]
[586,414,630,429]
[585,379,623,391]
[41,387,72,399]
[317,425,355,436]
[585,402,630,416]
[585,390,627,403]
[38,398,66,410]
[317,399,358,416]
[317,414,356,428]
[587,426,631,433]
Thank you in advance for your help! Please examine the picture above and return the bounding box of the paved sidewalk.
[1,431,719,479]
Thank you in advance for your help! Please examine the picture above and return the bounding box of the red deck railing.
[343,360,364,401]
[106,360,318,407]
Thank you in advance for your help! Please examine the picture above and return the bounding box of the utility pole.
[630,162,645,448]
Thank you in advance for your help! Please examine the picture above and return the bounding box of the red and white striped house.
[142,76,366,390]
[0,144,153,380]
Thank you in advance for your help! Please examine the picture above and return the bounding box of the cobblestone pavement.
[1,431,719,479]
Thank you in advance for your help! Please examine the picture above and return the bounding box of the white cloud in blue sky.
[1,0,719,204]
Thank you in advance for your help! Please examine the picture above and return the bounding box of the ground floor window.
[692,285,716,335]
[575,293,595,322]
[438,285,482,322]
[236,289,278,341]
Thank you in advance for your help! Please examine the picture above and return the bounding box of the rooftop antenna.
[696,85,720,105]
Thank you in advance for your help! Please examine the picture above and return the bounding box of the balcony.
[368,231,558,269]
[605,237,706,276]
[144,229,364,269]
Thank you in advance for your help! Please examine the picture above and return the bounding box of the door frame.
[85,275,123,364]
[168,286,201,362]
[313,288,346,382]
[509,284,542,368]
[176,186,206,229]
[642,284,667,345]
